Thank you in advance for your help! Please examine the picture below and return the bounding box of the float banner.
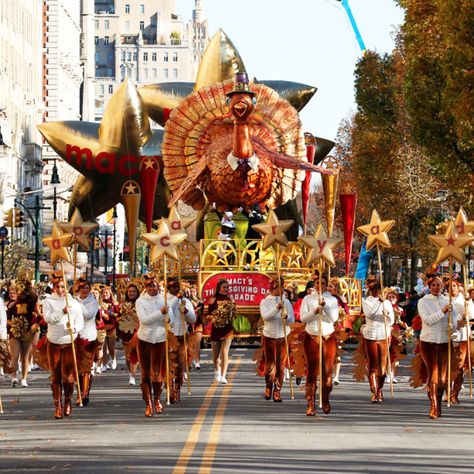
[201,272,271,306]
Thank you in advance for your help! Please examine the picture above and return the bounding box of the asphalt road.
[1,347,474,474]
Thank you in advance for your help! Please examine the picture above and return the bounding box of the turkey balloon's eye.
[252,97,257,106]
[226,97,231,106]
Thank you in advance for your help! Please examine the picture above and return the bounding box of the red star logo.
[447,237,456,246]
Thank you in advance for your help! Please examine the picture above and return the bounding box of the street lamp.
[50,160,60,221]
[111,206,118,290]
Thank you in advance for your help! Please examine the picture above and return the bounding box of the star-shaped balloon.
[59,209,98,251]
[43,221,74,266]
[154,205,195,236]
[429,221,474,264]
[298,224,340,267]
[251,210,293,250]
[142,219,187,263]
[37,80,169,222]
[357,209,395,251]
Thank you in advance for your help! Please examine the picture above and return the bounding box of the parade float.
[38,30,363,337]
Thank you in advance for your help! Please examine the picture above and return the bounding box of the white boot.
[214,368,221,382]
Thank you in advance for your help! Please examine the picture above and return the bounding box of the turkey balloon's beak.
[233,101,248,118]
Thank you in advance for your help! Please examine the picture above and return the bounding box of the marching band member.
[6,278,38,387]
[117,283,140,386]
[361,276,394,403]
[260,277,295,402]
[450,280,470,404]
[167,277,196,402]
[135,273,172,417]
[75,278,99,406]
[42,274,84,419]
[417,274,458,418]
[99,286,118,371]
[301,274,339,415]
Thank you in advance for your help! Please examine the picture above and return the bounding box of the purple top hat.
[226,71,256,96]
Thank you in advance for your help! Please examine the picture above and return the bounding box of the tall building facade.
[0,0,44,233]
[94,0,208,118]
[42,0,84,227]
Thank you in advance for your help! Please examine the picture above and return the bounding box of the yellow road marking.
[172,379,220,474]
[198,358,241,474]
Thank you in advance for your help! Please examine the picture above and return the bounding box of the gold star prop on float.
[142,219,187,263]
[357,209,395,251]
[298,224,340,267]
[154,205,195,236]
[59,209,98,251]
[43,221,74,266]
[429,221,474,264]
[251,210,293,250]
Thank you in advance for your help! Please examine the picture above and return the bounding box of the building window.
[125,20,130,31]
[153,68,157,78]
[164,68,168,78]
[95,20,99,29]
[163,52,169,62]
[133,52,137,61]
[95,52,100,62]
[121,51,126,61]
[104,36,109,45]
[140,21,144,31]
[127,51,132,61]
[143,52,148,61]
[94,36,99,45]
[104,20,109,30]
[140,4,145,14]
[144,69,148,79]
[107,52,114,61]
[152,52,157,61]
[100,84,105,95]
[107,69,113,77]
[125,4,130,14]
[173,52,178,62]
[173,68,178,78]
[108,84,113,94]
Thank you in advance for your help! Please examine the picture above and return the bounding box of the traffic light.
[13,208,26,228]
[3,209,13,227]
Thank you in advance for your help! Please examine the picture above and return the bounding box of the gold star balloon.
[59,209,98,251]
[154,205,195,236]
[298,224,340,267]
[357,209,396,250]
[251,210,293,250]
[429,221,474,264]
[142,219,187,263]
[43,221,74,266]
[37,80,169,223]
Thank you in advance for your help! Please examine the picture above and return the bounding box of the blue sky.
[177,0,404,142]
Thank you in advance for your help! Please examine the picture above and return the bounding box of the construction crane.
[336,0,366,54]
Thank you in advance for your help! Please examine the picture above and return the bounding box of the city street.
[1,347,474,474]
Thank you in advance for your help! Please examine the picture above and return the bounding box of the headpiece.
[50,273,63,286]
[226,72,255,97]
[143,272,157,284]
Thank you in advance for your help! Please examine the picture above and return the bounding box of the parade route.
[1,348,474,474]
